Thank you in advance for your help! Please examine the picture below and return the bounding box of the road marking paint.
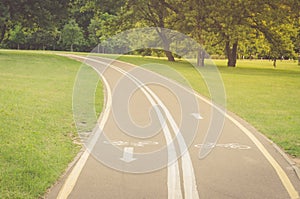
[120,147,136,163]
[103,140,159,147]
[145,88,199,199]
[59,55,299,199]
[194,143,251,150]
[90,57,199,199]
[131,141,159,147]
[68,55,184,199]
[154,105,183,199]
[226,116,299,199]
[94,56,299,199]
[111,63,185,199]
[103,140,129,146]
[105,56,299,199]
[57,58,112,199]
[191,113,203,120]
[56,150,90,199]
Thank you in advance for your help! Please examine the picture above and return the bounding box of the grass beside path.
[0,50,298,197]
[111,55,300,158]
[0,51,103,198]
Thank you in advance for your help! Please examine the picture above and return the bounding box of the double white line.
[58,55,199,199]
[88,56,199,199]
[105,58,199,199]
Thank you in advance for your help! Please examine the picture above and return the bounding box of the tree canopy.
[0,0,299,66]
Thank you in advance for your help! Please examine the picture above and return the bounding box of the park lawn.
[1,50,298,197]
[0,51,103,198]
[110,55,300,158]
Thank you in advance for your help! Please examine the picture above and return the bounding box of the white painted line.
[131,141,159,147]
[92,56,299,199]
[66,55,184,199]
[110,63,185,199]
[225,115,299,199]
[56,150,89,199]
[86,57,199,199]
[103,56,299,199]
[194,143,251,150]
[154,105,183,199]
[57,58,112,199]
[103,140,159,147]
[191,113,203,120]
[143,84,199,199]
[103,140,129,146]
[60,55,299,199]
[120,147,136,163]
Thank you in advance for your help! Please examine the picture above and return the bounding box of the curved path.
[47,55,300,199]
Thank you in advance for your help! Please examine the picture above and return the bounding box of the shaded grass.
[110,55,300,158]
[0,51,103,198]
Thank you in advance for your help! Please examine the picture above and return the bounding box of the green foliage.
[8,24,26,49]
[0,0,298,59]
[61,20,84,51]
[88,13,118,46]
[172,0,298,66]
[0,1,10,43]
[0,0,69,49]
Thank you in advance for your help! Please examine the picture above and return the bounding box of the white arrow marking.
[191,113,203,120]
[120,147,136,163]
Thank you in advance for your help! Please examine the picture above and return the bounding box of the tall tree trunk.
[298,53,300,66]
[70,44,73,52]
[197,49,205,67]
[273,58,277,68]
[0,24,7,44]
[161,37,175,61]
[164,50,175,61]
[156,28,175,62]
[226,41,238,67]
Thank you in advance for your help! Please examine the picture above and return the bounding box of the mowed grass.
[1,50,298,197]
[108,55,300,158]
[0,51,103,198]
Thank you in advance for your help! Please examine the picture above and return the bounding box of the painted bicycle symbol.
[103,140,159,147]
[194,143,251,150]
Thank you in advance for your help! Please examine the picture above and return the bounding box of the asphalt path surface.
[47,55,300,199]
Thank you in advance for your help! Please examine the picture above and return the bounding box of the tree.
[1,0,70,48]
[0,1,10,44]
[202,0,251,67]
[125,0,183,61]
[61,20,84,51]
[177,0,211,66]
[88,13,118,52]
[198,0,298,67]
[9,24,26,49]
[249,7,296,66]
[28,29,58,50]
[289,0,300,65]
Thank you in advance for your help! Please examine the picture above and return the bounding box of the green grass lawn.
[0,50,103,198]
[0,50,299,198]
[107,55,300,158]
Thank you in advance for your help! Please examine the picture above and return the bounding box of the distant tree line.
[0,0,299,66]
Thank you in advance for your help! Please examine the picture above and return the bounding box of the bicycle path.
[47,55,300,199]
